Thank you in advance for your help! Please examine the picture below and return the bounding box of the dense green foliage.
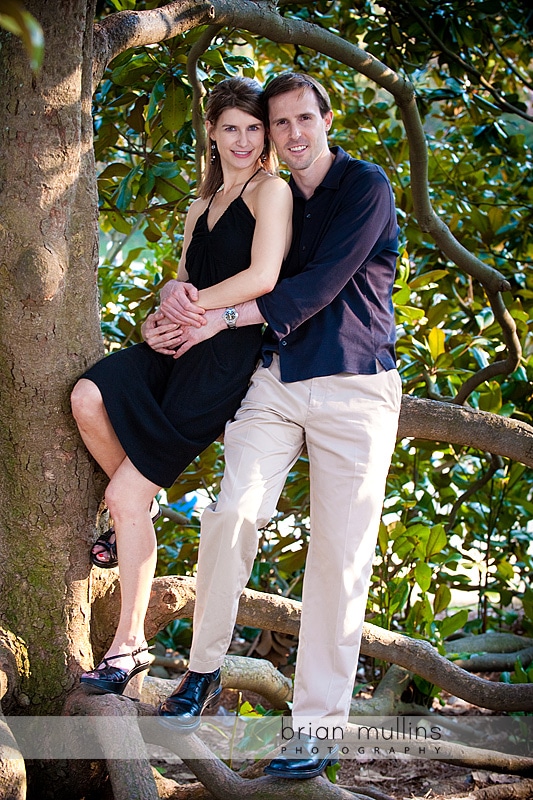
[92,0,533,670]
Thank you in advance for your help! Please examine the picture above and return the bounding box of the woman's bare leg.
[83,458,161,675]
[71,378,160,564]
[71,378,126,478]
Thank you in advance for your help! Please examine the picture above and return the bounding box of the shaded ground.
[150,687,525,799]
[151,753,479,799]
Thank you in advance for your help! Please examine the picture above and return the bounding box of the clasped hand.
[160,279,206,328]
[142,281,223,359]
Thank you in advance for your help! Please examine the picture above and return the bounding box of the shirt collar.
[289,146,351,198]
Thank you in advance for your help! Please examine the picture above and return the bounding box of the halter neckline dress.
[82,175,263,488]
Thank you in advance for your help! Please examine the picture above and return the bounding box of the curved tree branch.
[141,654,293,709]
[453,290,521,404]
[92,2,216,89]
[138,576,533,711]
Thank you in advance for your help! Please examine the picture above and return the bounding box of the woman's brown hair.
[199,77,275,199]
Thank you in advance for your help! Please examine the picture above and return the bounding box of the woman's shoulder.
[253,171,291,201]
[185,195,209,226]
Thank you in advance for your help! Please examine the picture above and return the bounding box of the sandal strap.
[101,644,151,668]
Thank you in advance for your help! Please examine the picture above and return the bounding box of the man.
[146,73,402,779]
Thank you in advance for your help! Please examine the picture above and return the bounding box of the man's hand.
[160,279,206,327]
[172,308,226,358]
[142,310,183,355]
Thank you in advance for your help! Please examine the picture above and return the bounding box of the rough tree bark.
[0,0,103,713]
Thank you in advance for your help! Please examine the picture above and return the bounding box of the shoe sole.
[157,685,222,733]
[80,662,150,695]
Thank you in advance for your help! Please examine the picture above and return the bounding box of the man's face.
[267,87,332,173]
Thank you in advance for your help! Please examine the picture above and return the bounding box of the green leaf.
[415,562,432,592]
[377,522,389,556]
[106,211,131,235]
[478,384,502,413]
[428,327,446,361]
[409,270,449,290]
[114,165,142,212]
[161,83,188,132]
[98,163,132,180]
[438,610,468,640]
[433,584,452,615]
[426,525,447,558]
[0,0,44,70]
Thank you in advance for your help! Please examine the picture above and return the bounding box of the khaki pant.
[190,355,401,729]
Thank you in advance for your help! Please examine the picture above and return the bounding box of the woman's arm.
[160,176,292,326]
[197,176,292,309]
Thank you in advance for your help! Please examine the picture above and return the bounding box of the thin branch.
[490,34,533,91]
[402,0,533,122]
[186,24,224,180]
[445,453,503,533]
[454,291,521,405]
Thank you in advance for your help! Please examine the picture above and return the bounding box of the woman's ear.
[205,119,214,140]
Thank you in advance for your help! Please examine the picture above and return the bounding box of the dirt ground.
[150,688,526,799]
[151,753,480,799]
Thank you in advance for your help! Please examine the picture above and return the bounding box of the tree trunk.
[0,0,102,716]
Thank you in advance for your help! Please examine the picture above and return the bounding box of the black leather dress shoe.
[157,668,221,732]
[264,734,339,779]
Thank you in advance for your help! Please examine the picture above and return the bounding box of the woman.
[71,77,292,694]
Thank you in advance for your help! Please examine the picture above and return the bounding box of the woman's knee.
[104,480,130,521]
[105,469,157,522]
[70,379,103,425]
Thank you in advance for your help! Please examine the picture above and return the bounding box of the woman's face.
[207,108,265,171]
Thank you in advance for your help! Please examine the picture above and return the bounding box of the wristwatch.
[222,307,238,330]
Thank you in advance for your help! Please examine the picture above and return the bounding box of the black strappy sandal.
[80,644,153,695]
[90,507,162,570]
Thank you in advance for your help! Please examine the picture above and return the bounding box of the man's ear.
[324,110,333,132]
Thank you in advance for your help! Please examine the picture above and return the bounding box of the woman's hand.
[172,309,226,358]
[142,310,183,355]
[160,280,206,327]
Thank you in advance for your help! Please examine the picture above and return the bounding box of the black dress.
[82,186,263,488]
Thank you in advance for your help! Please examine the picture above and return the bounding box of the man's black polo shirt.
[257,146,399,382]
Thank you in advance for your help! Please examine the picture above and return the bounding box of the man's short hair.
[263,72,332,118]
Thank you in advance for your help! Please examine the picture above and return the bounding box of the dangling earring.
[260,148,267,164]
[210,141,217,165]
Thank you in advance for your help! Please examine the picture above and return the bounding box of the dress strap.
[207,167,263,209]
[238,167,263,197]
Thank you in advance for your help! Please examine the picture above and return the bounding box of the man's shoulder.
[328,147,390,189]
[342,154,388,181]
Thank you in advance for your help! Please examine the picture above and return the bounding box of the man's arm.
[257,166,396,339]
